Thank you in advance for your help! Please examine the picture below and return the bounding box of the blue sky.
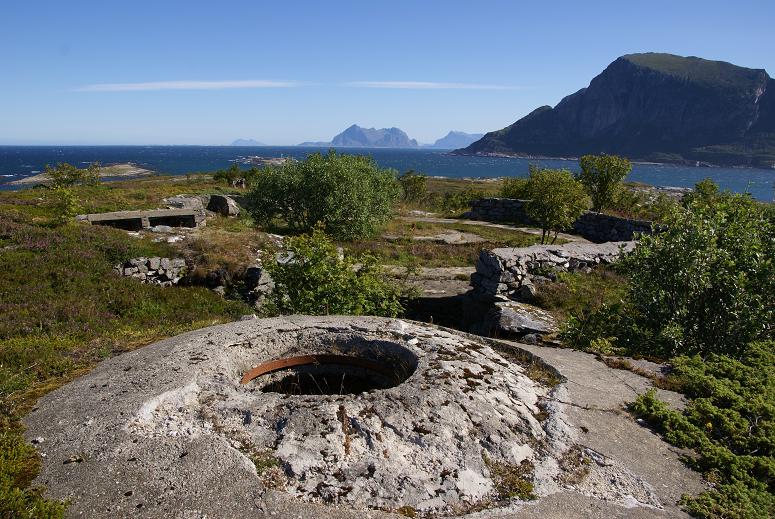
[2,0,774,145]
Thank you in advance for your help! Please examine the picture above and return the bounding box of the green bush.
[607,187,678,222]
[48,187,80,226]
[524,167,589,244]
[246,151,401,240]
[630,342,775,518]
[617,186,774,358]
[500,177,530,199]
[555,180,775,518]
[265,226,404,316]
[398,170,428,202]
[213,163,243,185]
[577,154,632,212]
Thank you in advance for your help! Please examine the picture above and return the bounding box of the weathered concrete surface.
[490,340,707,518]
[26,317,560,517]
[24,317,705,518]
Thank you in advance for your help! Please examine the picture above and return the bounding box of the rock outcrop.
[457,53,775,168]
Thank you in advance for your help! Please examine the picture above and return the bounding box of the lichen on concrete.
[23,316,680,518]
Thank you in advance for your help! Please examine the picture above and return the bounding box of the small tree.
[45,162,101,188]
[577,154,632,212]
[265,226,404,316]
[398,170,428,202]
[525,167,589,244]
[247,151,401,240]
[50,187,81,226]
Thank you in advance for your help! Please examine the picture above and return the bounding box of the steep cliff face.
[459,53,775,167]
[331,125,419,148]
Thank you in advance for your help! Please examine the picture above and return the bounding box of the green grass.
[533,268,628,322]
[343,220,544,268]
[0,210,250,517]
[0,175,239,218]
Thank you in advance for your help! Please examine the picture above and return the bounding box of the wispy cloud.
[343,81,516,90]
[75,79,303,92]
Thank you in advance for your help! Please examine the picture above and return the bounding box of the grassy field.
[344,219,543,268]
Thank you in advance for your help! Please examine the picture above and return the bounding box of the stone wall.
[464,198,661,242]
[115,257,187,286]
[471,241,634,302]
[462,198,532,224]
[572,212,662,243]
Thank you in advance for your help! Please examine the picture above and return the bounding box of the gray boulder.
[207,194,240,217]
[471,301,557,339]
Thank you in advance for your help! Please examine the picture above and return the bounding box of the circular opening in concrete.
[241,340,418,395]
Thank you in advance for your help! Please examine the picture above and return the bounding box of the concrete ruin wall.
[76,208,206,230]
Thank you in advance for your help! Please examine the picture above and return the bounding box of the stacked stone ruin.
[114,257,187,286]
[471,241,634,302]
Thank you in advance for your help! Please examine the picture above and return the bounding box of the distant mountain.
[298,124,419,148]
[231,139,265,146]
[428,131,484,149]
[456,53,775,168]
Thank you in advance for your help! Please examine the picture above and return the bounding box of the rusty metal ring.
[240,354,400,385]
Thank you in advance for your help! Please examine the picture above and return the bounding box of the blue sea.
[1,145,773,201]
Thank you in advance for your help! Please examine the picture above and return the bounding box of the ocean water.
[0,145,773,201]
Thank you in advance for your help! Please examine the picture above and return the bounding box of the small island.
[10,163,154,185]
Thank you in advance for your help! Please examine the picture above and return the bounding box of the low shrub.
[265,226,404,317]
[630,341,774,518]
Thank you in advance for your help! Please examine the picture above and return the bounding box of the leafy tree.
[524,167,589,244]
[500,177,529,199]
[44,162,100,188]
[577,154,632,212]
[247,151,401,240]
[265,226,404,316]
[617,184,774,358]
[398,170,428,202]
